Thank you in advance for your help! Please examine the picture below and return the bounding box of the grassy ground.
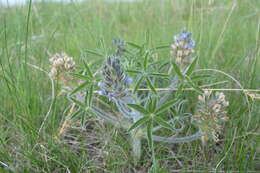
[0,0,260,172]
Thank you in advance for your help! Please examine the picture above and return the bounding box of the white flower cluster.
[195,90,229,143]
[49,53,75,79]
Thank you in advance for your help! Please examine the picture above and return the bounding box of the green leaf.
[172,62,184,80]
[148,72,169,78]
[70,81,91,95]
[146,119,153,149]
[127,104,149,115]
[176,83,184,96]
[126,69,142,74]
[134,75,144,93]
[185,56,198,76]
[68,72,91,81]
[70,109,83,120]
[68,97,85,108]
[154,116,173,130]
[153,44,171,51]
[155,99,179,115]
[83,60,93,78]
[191,74,211,81]
[169,107,178,116]
[148,97,157,113]
[126,42,142,49]
[145,30,150,46]
[128,116,150,132]
[85,49,104,57]
[185,76,203,94]
[80,112,86,127]
[146,77,157,94]
[87,84,94,106]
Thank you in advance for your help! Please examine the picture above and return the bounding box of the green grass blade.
[68,72,91,81]
[84,49,104,57]
[70,81,91,95]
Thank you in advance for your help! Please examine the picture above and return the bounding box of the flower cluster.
[170,30,195,67]
[194,90,229,143]
[97,55,132,100]
[49,52,76,81]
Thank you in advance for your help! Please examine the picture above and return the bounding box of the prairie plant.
[52,30,230,170]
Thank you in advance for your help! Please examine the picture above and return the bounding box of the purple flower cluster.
[171,30,196,67]
[97,55,132,100]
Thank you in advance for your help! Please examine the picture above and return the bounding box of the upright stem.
[131,131,142,163]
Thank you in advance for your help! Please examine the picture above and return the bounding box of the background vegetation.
[0,0,259,172]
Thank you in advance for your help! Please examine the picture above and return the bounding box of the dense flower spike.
[171,30,195,67]
[49,52,76,80]
[194,90,229,143]
[98,55,132,100]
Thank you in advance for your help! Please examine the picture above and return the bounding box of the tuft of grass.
[0,0,259,172]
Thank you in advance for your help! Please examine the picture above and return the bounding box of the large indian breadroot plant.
[51,30,230,170]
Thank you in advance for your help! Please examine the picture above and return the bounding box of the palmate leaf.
[185,56,198,76]
[154,116,173,131]
[176,83,184,96]
[155,99,179,115]
[70,81,91,95]
[86,84,94,107]
[127,104,149,115]
[83,60,93,78]
[172,62,184,80]
[185,76,203,94]
[134,75,144,93]
[128,116,150,132]
[148,72,169,78]
[148,97,157,113]
[146,77,157,94]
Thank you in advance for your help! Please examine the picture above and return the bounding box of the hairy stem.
[131,131,142,163]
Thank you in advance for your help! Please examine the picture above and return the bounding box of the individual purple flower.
[108,92,116,100]
[97,89,107,96]
[174,30,192,42]
[183,40,195,49]
[125,77,133,85]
